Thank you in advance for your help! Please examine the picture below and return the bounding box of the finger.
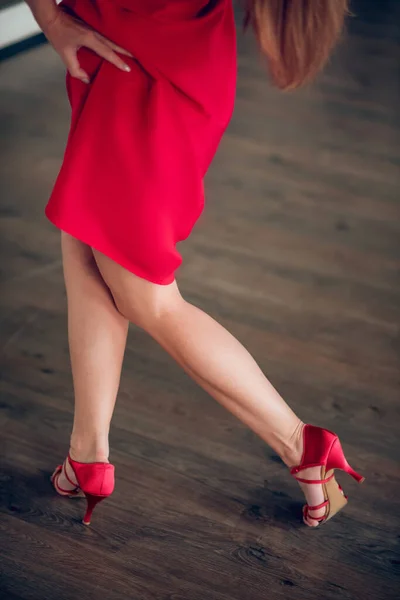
[89,39,131,72]
[64,49,90,83]
[96,35,134,58]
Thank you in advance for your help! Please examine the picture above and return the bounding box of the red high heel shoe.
[290,424,365,526]
[51,455,115,525]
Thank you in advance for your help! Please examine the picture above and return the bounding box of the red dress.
[45,0,236,284]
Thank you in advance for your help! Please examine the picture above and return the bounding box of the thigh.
[61,231,97,273]
[61,233,115,306]
[91,248,182,325]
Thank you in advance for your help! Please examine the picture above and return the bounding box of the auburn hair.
[245,0,349,90]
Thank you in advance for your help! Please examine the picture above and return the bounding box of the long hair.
[245,0,349,90]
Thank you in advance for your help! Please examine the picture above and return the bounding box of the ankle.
[279,421,305,468]
[69,434,109,463]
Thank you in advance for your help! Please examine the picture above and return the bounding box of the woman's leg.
[92,251,326,525]
[56,232,129,490]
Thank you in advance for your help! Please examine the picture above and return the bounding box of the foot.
[294,466,328,527]
[285,423,328,527]
[53,448,109,496]
[51,457,81,496]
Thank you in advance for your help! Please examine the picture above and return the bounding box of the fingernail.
[82,77,90,84]
[123,65,131,72]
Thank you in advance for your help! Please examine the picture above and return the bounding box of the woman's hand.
[42,8,133,83]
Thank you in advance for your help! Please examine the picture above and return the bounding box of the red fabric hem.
[45,208,176,286]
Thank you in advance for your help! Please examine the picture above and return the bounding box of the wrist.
[26,1,61,33]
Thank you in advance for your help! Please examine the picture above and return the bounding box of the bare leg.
[56,232,129,490]
[92,251,326,525]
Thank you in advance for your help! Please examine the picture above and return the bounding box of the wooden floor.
[1,2,399,599]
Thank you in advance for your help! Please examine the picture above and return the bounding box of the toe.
[305,518,320,527]
[305,514,321,527]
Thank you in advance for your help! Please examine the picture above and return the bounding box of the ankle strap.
[63,458,79,488]
[293,472,335,485]
[291,461,333,475]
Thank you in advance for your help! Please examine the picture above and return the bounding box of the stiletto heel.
[51,454,115,525]
[325,437,365,483]
[338,455,365,484]
[291,424,365,526]
[83,493,107,525]
[344,465,365,484]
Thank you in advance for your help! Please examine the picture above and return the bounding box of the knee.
[111,283,182,332]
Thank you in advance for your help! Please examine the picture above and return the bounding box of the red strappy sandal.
[51,454,115,525]
[51,460,83,498]
[290,424,365,526]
